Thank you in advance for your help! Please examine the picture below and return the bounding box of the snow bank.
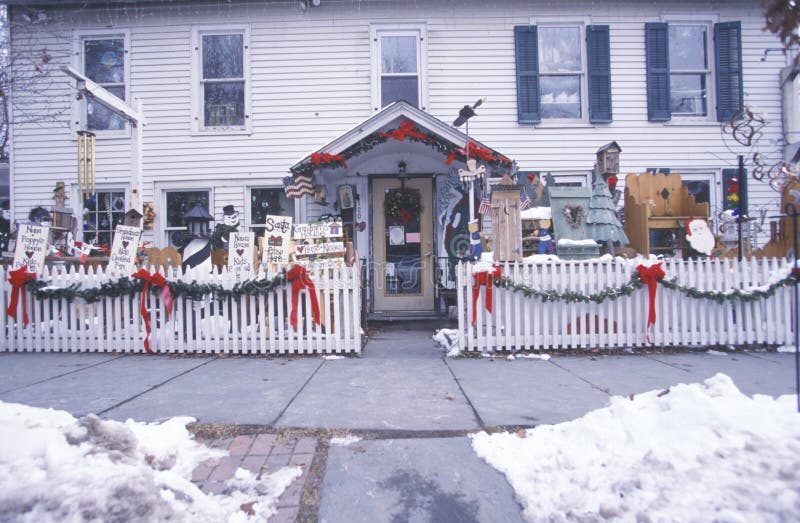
[472,374,800,522]
[0,402,300,522]
[432,328,461,357]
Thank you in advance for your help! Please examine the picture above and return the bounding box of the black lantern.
[182,202,213,237]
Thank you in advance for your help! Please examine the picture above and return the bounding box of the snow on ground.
[329,435,362,446]
[472,374,800,522]
[432,328,461,357]
[0,403,300,522]
[778,345,798,353]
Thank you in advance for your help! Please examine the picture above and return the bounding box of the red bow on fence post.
[286,264,321,330]
[132,269,174,353]
[310,152,347,168]
[472,264,502,325]
[636,263,665,344]
[7,266,36,327]
[380,120,431,143]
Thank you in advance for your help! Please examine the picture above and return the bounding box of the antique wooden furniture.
[623,173,709,256]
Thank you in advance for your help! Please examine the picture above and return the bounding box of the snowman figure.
[685,219,715,257]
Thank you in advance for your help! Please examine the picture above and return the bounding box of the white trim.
[370,23,428,113]
[68,183,131,243]
[675,169,720,220]
[191,23,252,135]
[245,185,299,231]
[72,29,131,137]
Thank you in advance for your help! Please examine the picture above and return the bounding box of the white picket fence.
[0,265,362,354]
[456,257,796,352]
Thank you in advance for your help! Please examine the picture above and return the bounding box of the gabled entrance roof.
[289,101,513,177]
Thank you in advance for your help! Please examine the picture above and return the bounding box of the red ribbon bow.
[132,269,174,353]
[472,264,502,325]
[310,152,347,168]
[7,266,36,327]
[286,264,321,330]
[380,120,431,143]
[636,263,665,344]
[445,142,510,166]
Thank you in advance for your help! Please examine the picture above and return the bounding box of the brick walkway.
[192,433,317,522]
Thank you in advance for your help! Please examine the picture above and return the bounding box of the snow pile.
[472,374,800,522]
[432,328,461,357]
[0,402,300,522]
[330,435,362,446]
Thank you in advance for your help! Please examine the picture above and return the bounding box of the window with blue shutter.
[586,25,612,123]
[514,25,540,124]
[714,21,743,122]
[645,23,670,121]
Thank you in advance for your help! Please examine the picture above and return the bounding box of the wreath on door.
[386,190,421,225]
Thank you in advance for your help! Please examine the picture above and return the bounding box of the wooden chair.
[144,247,182,271]
[623,173,709,256]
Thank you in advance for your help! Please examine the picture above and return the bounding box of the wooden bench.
[623,173,709,256]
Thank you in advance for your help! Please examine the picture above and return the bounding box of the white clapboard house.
[5,0,796,318]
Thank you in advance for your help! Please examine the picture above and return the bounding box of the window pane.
[250,188,294,237]
[202,34,243,79]
[88,86,126,131]
[204,82,245,126]
[682,180,710,205]
[381,76,418,107]
[540,75,581,119]
[83,190,125,246]
[539,26,581,73]
[84,39,124,84]
[669,25,707,70]
[381,36,417,74]
[670,74,707,115]
[166,191,209,228]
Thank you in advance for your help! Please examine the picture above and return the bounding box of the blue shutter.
[514,25,540,124]
[645,22,670,122]
[586,25,612,123]
[714,21,743,122]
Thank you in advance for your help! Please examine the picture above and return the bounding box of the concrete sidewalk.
[0,326,796,522]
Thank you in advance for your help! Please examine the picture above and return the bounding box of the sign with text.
[227,232,255,282]
[294,241,346,257]
[292,219,343,241]
[262,215,293,266]
[13,224,49,274]
[108,225,141,277]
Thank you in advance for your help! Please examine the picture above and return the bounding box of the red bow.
[132,269,173,353]
[286,264,321,329]
[636,263,665,344]
[607,175,618,192]
[380,120,431,143]
[310,152,347,168]
[472,264,502,325]
[7,266,36,327]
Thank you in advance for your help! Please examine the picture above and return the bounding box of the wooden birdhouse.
[596,141,621,176]
[490,174,523,262]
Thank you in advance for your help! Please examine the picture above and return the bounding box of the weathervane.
[453,98,486,223]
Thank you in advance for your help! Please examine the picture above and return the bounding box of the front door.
[372,177,434,313]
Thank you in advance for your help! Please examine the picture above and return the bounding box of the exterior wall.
[8,0,787,246]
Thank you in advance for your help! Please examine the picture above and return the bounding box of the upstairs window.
[193,26,250,132]
[371,25,427,111]
[539,26,584,119]
[669,25,711,117]
[82,35,127,131]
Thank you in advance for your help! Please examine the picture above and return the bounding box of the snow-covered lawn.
[0,404,299,522]
[472,373,800,522]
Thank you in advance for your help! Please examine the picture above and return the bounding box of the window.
[81,35,127,131]
[514,24,611,124]
[164,190,210,246]
[193,26,250,131]
[248,187,295,238]
[371,25,427,111]
[646,21,742,122]
[82,190,126,246]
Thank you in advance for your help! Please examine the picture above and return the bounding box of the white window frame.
[661,15,718,122]
[72,29,131,136]
[536,22,589,124]
[370,24,428,112]
[191,24,251,134]
[246,185,298,234]
[69,183,130,243]
[157,185,214,247]
[678,170,720,224]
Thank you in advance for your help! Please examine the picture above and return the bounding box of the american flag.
[283,174,313,199]
[519,190,532,211]
[478,190,492,215]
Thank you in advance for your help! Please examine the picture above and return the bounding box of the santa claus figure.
[685,219,715,256]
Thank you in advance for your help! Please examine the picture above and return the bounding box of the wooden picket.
[456,257,796,352]
[0,264,362,354]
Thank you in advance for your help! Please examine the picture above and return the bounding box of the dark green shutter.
[586,25,612,123]
[645,22,670,122]
[714,21,743,122]
[514,25,540,124]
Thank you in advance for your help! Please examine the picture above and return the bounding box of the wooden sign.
[262,215,293,266]
[293,218,345,265]
[293,219,343,240]
[294,242,345,256]
[228,232,255,282]
[108,225,141,277]
[13,224,49,274]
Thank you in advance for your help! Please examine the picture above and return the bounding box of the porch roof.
[289,101,514,177]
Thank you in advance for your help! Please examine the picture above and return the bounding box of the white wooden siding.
[9,0,786,247]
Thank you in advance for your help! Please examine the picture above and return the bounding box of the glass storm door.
[372,177,434,312]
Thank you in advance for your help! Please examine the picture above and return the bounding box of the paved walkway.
[0,324,796,522]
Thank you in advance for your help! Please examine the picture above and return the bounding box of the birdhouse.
[123,209,143,228]
[596,141,621,176]
[490,174,523,262]
[182,202,214,237]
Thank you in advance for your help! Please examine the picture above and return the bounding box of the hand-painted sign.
[13,224,49,274]
[262,215,293,266]
[293,219,343,240]
[228,232,255,281]
[108,225,141,277]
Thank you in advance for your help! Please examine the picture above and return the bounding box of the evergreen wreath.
[562,205,585,229]
[385,190,421,222]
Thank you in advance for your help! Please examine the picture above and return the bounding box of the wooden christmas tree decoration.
[585,173,628,256]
